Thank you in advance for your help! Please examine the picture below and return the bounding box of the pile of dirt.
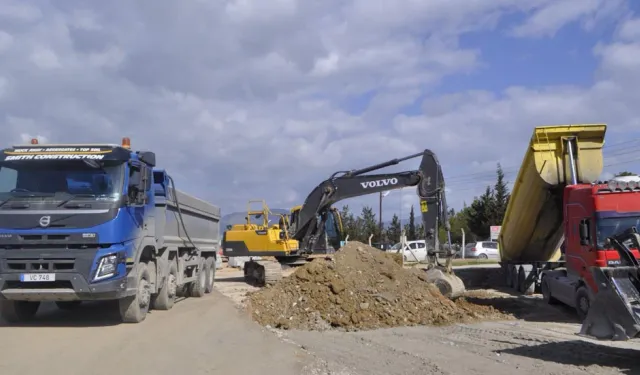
[247,241,513,331]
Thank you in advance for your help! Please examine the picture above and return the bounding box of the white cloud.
[0,0,636,223]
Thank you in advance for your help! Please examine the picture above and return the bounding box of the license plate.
[20,273,56,282]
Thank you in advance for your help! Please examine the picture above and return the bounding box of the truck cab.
[545,178,640,318]
[0,137,221,323]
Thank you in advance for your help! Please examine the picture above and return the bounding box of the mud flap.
[423,267,466,299]
[579,266,640,341]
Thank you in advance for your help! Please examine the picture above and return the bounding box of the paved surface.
[0,292,313,375]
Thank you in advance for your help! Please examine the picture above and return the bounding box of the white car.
[463,241,499,259]
[387,240,427,262]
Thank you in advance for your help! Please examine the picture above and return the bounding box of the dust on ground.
[247,241,512,331]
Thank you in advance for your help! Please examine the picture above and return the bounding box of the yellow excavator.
[223,200,344,284]
[222,149,466,299]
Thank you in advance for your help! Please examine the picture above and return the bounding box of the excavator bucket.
[579,266,640,341]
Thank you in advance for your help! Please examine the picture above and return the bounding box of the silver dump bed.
[153,172,221,253]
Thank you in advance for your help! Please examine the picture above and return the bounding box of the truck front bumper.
[0,272,134,302]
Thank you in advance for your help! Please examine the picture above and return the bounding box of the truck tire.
[575,286,591,321]
[188,258,206,298]
[55,301,82,310]
[152,260,178,310]
[205,257,216,294]
[518,266,535,295]
[0,300,40,323]
[119,262,152,323]
[510,266,518,291]
[505,265,513,288]
[541,277,559,305]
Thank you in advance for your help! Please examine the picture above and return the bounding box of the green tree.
[491,163,510,226]
[416,222,425,240]
[615,171,636,177]
[466,186,494,239]
[408,205,417,240]
[385,214,401,244]
[340,205,359,241]
[360,206,378,242]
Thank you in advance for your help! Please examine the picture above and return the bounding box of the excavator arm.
[288,150,463,298]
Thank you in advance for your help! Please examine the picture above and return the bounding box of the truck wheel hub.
[138,279,151,308]
[168,274,177,297]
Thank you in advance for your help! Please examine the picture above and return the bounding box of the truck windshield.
[596,216,640,249]
[0,160,125,200]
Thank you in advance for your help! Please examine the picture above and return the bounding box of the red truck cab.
[549,177,640,319]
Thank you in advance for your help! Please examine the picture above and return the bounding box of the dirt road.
[1,265,639,375]
[217,265,640,375]
[0,293,315,375]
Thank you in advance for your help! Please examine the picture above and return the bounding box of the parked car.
[387,240,427,262]
[463,241,499,259]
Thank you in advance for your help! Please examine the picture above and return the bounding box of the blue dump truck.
[0,137,221,323]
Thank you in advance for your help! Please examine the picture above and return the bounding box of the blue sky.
[2,0,640,221]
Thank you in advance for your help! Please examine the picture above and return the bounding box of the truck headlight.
[94,254,118,281]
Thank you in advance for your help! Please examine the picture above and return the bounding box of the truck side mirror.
[127,164,146,205]
[579,221,590,246]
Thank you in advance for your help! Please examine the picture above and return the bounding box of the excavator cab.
[322,207,344,250]
[289,205,344,252]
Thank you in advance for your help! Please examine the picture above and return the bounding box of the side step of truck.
[579,266,640,341]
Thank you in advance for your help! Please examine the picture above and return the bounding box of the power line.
[444,140,640,184]
[446,154,640,194]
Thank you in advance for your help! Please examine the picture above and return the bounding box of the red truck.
[498,124,640,341]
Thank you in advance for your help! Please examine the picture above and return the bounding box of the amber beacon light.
[30,138,38,145]
[122,137,131,149]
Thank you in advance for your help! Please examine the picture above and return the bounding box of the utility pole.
[379,191,390,246]
[378,191,383,240]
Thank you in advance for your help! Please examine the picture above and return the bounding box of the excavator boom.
[289,149,465,298]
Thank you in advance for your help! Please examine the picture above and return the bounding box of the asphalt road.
[0,292,313,375]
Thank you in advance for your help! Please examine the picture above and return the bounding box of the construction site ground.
[215,260,640,375]
[1,258,639,374]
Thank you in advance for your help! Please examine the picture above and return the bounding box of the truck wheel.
[205,257,216,294]
[541,277,559,305]
[518,266,535,295]
[510,266,519,291]
[119,262,152,323]
[0,300,40,323]
[55,301,82,310]
[505,265,513,288]
[152,260,178,310]
[188,258,206,298]
[575,286,591,321]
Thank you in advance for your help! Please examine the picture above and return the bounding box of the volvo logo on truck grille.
[39,216,51,227]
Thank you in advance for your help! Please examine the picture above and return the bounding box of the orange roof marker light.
[122,137,131,149]
[31,138,38,145]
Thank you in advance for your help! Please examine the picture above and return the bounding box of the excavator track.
[243,260,283,286]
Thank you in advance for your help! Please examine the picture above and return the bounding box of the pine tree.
[466,186,494,239]
[408,205,416,240]
[386,214,401,244]
[339,205,358,241]
[360,206,378,242]
[492,163,510,225]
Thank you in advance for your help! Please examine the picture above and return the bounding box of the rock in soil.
[247,241,512,331]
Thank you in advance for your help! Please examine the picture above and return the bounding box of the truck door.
[565,202,597,292]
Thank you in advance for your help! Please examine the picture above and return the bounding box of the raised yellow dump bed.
[498,124,607,262]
